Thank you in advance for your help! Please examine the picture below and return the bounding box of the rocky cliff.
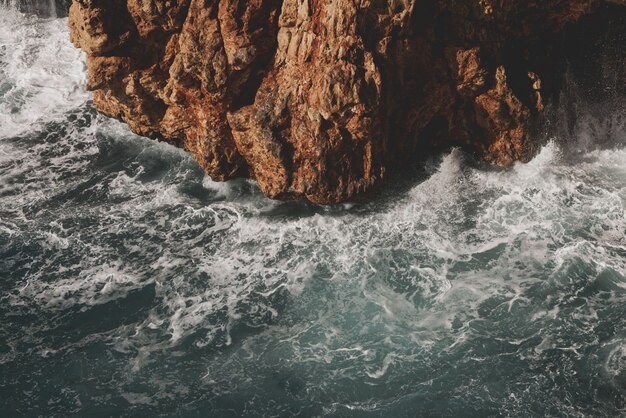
[68,0,625,203]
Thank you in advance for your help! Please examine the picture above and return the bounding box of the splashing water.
[0,0,62,17]
[0,7,625,418]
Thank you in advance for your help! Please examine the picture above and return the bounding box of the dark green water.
[1,8,625,417]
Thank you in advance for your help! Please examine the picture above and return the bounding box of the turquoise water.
[1,8,625,417]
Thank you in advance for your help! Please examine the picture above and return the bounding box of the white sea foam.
[0,7,87,137]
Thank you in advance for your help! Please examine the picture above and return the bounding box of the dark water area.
[1,5,625,418]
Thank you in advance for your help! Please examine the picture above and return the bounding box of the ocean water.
[1,6,625,418]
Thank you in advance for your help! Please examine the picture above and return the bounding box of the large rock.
[68,0,625,203]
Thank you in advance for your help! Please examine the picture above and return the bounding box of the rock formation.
[68,0,626,203]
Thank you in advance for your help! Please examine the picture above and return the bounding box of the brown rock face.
[69,0,625,204]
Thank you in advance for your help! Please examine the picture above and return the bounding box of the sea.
[0,3,625,416]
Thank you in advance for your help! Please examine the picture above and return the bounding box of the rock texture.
[69,0,625,203]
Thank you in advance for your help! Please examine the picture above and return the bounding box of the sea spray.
[0,0,66,17]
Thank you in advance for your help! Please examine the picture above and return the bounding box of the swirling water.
[1,7,625,418]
